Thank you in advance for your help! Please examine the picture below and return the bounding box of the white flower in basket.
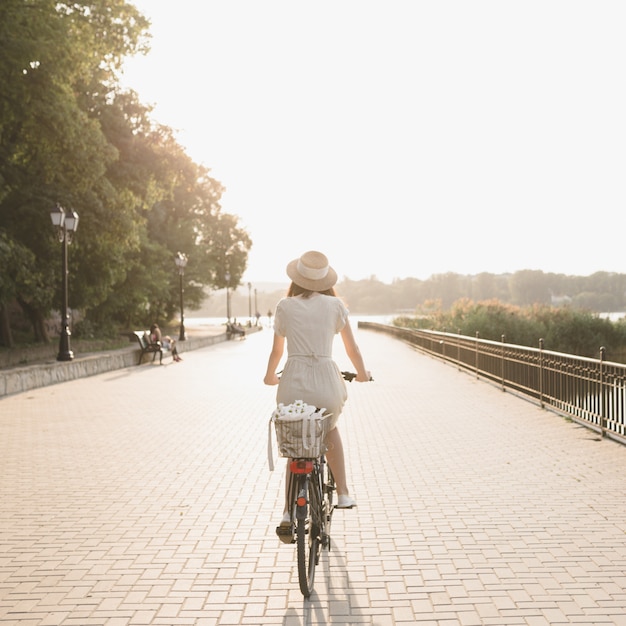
[267,401,332,470]
[271,399,320,421]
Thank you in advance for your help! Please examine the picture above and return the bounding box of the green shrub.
[395,300,626,360]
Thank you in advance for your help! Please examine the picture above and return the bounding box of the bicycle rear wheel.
[296,472,322,597]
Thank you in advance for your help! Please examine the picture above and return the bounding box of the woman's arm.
[264,333,285,385]
[340,321,371,382]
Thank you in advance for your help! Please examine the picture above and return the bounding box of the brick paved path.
[1,326,625,625]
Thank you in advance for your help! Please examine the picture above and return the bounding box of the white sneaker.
[336,495,357,509]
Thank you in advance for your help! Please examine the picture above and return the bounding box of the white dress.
[274,293,349,429]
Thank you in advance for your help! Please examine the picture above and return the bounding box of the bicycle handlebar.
[277,370,373,382]
[341,371,374,382]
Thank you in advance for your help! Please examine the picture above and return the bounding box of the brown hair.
[287,282,337,298]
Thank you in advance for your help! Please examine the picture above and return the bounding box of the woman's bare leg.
[324,427,349,495]
[283,461,291,514]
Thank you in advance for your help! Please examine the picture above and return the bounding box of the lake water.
[601,312,626,322]
[186,312,626,329]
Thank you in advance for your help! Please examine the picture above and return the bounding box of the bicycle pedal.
[276,525,295,544]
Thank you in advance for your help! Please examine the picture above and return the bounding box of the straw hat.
[286,250,337,291]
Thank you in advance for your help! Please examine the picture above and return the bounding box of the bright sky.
[121,1,626,285]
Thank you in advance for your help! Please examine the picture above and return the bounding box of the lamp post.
[254,288,258,325]
[247,282,252,323]
[50,203,79,362]
[175,252,188,341]
[225,270,231,322]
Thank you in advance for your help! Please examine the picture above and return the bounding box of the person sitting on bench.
[227,320,246,338]
[150,323,182,361]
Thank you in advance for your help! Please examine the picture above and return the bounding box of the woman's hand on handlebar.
[342,370,373,382]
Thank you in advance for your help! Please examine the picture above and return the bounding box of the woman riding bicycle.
[263,250,372,529]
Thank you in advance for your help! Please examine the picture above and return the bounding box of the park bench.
[226,322,246,340]
[132,331,163,365]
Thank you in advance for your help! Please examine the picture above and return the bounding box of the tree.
[509,270,551,306]
[0,232,43,346]
[0,1,252,339]
[201,212,252,291]
[0,0,150,340]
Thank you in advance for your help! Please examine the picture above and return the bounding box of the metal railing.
[360,322,626,445]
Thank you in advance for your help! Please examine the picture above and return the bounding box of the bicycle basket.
[273,402,332,459]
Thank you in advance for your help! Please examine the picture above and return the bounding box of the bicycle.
[272,371,363,598]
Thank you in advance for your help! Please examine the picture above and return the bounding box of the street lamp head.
[175,251,188,274]
[50,203,65,227]
[50,204,79,242]
[64,210,79,243]
[50,204,65,241]
[64,210,79,233]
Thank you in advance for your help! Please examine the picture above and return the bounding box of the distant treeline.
[202,270,626,320]
[336,270,626,315]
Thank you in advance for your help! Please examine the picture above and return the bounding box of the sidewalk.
[0,326,625,625]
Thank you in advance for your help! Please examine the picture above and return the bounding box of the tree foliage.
[0,1,251,346]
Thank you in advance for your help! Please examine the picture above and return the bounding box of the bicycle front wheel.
[296,473,321,597]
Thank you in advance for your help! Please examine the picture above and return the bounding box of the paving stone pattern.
[0,326,625,625]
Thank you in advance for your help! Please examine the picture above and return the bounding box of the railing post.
[600,346,606,438]
[457,328,461,371]
[475,331,480,379]
[501,334,506,391]
[539,338,544,409]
